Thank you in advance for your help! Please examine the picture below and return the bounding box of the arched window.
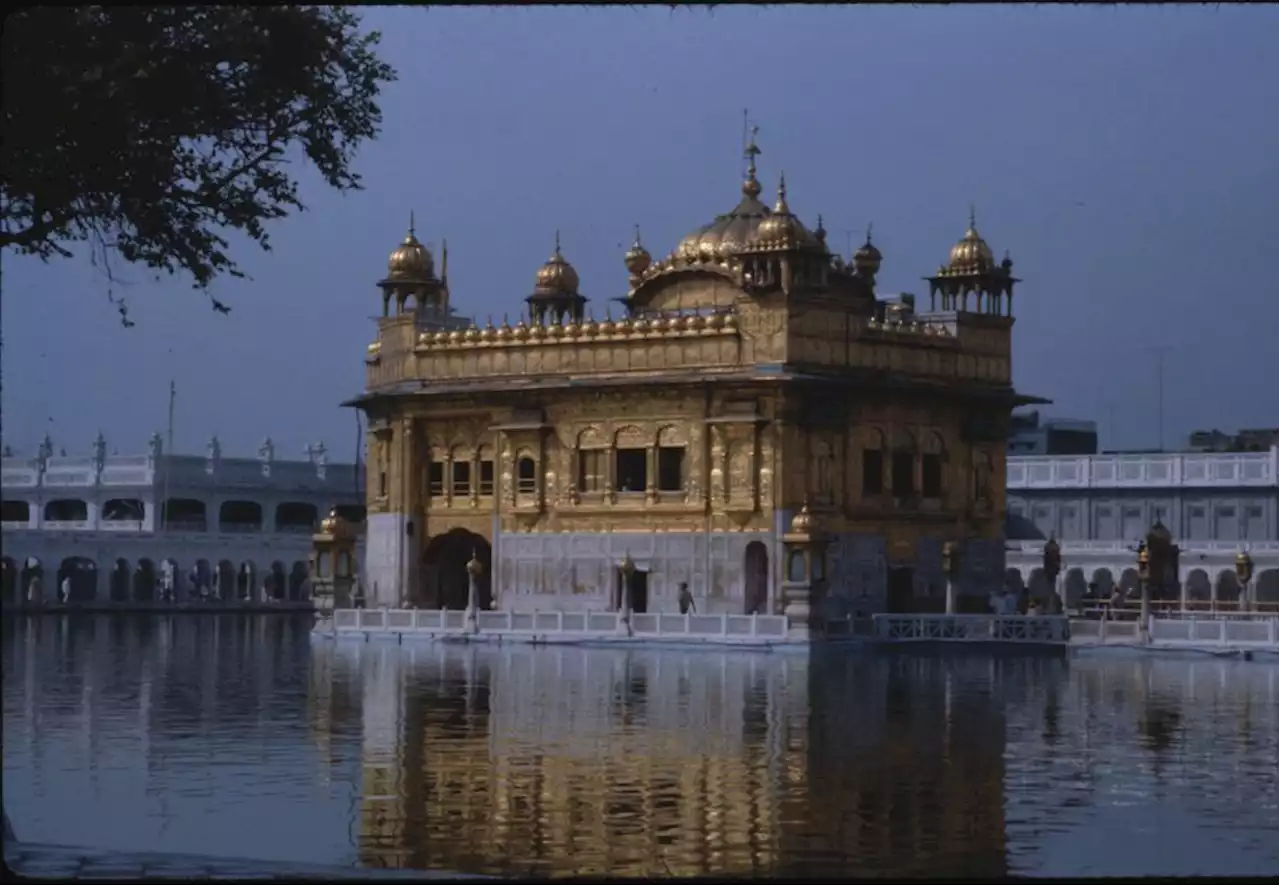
[516,456,537,495]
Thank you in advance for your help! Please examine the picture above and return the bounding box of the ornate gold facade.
[349,134,1034,616]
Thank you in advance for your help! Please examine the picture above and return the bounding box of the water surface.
[3,615,1277,877]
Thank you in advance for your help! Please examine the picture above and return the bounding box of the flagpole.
[161,379,175,533]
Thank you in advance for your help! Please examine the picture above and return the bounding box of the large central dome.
[674,176,775,263]
[669,141,822,264]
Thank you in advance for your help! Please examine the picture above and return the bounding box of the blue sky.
[2,5,1275,461]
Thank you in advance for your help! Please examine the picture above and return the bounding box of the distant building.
[1187,427,1279,453]
[1004,444,1278,606]
[1007,410,1098,456]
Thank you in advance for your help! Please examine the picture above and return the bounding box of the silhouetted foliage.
[1,7,396,300]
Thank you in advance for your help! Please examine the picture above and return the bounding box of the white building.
[1004,446,1279,605]
[0,433,364,604]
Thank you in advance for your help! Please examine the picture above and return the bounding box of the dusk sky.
[2,5,1276,463]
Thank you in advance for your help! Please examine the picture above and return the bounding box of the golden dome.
[624,225,652,278]
[789,504,813,534]
[533,231,580,295]
[387,212,434,279]
[853,224,882,274]
[756,174,813,248]
[947,208,994,272]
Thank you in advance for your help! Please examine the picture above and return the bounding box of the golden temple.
[348,131,1035,617]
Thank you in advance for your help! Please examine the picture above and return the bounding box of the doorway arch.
[421,528,492,610]
[743,541,768,614]
[58,557,98,602]
[133,558,156,601]
[109,559,131,601]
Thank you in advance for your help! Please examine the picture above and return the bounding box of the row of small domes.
[385,177,1011,294]
[417,311,741,347]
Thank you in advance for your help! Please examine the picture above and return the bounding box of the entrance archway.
[421,529,492,610]
[133,558,156,601]
[887,566,914,613]
[110,559,131,601]
[237,561,257,600]
[269,561,288,600]
[216,560,236,600]
[58,557,98,602]
[1,557,16,605]
[743,541,768,615]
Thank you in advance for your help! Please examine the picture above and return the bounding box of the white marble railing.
[871,614,1068,643]
[1007,448,1277,490]
[1069,616,1278,647]
[1006,540,1280,556]
[330,607,791,641]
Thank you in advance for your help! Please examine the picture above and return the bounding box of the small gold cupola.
[756,173,807,247]
[947,206,994,272]
[387,211,435,280]
[853,223,882,280]
[923,206,1019,316]
[527,231,587,323]
[624,224,652,281]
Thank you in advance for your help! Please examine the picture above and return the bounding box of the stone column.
[398,418,419,607]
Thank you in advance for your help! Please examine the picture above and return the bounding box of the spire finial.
[778,171,787,200]
[554,229,562,257]
[968,203,977,231]
[865,222,874,244]
[409,209,416,237]
[632,223,642,246]
[742,117,762,197]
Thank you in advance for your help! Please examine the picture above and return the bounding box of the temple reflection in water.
[331,643,1015,878]
[3,617,1277,876]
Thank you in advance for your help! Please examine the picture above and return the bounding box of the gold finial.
[771,172,790,216]
[632,223,642,247]
[742,120,762,198]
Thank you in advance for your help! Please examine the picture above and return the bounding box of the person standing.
[678,582,696,615]
[59,574,71,604]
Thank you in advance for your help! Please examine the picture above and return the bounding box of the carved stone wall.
[493,530,772,615]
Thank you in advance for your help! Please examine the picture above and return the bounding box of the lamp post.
[1235,550,1254,613]
[618,552,636,636]
[942,541,961,615]
[1043,536,1062,612]
[465,550,484,633]
[1136,540,1150,641]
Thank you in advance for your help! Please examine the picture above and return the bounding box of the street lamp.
[1043,536,1062,611]
[1235,550,1254,613]
[618,552,636,636]
[465,549,484,632]
[941,541,961,615]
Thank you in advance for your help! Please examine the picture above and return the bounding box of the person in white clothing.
[59,575,71,604]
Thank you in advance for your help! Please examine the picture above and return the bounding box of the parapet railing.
[1075,602,1280,621]
[871,614,1069,643]
[329,607,790,640]
[1069,616,1278,647]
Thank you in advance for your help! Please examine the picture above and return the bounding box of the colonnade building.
[1004,446,1278,606]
